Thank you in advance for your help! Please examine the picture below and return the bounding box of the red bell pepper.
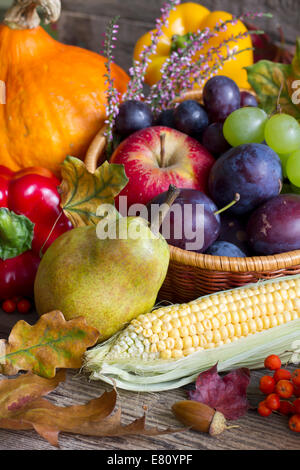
[0,166,72,300]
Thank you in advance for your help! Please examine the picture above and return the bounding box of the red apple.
[110,126,215,208]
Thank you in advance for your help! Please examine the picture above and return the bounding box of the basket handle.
[84,124,108,173]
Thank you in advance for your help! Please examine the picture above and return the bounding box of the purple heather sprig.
[146,12,269,114]
[102,16,121,144]
[124,0,181,101]
[190,32,255,89]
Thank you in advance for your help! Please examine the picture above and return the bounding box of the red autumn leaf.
[188,364,250,420]
[245,22,294,64]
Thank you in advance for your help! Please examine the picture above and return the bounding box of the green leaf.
[59,156,128,228]
[0,208,34,260]
[246,60,300,117]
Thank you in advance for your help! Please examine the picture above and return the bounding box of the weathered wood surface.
[0,310,299,450]
[58,0,298,72]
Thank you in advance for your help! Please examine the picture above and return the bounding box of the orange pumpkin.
[0,0,129,176]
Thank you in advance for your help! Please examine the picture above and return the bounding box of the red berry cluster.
[1,297,32,314]
[258,354,300,433]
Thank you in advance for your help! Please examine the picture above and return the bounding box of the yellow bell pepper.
[134,3,253,89]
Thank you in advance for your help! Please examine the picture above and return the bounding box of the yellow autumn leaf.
[0,311,99,378]
[59,156,128,227]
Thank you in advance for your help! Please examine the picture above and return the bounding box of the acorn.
[172,400,228,436]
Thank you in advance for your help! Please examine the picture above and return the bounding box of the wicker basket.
[84,91,300,303]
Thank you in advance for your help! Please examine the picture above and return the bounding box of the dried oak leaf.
[59,156,128,227]
[0,311,99,378]
[0,390,181,448]
[188,364,250,420]
[0,370,65,419]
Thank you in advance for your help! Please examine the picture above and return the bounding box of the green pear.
[34,215,170,342]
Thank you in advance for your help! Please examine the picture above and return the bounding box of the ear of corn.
[85,275,300,392]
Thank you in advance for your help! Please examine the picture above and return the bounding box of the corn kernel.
[202,319,212,330]
[180,316,190,326]
[179,326,189,337]
[204,331,214,343]
[174,338,183,350]
[195,311,205,322]
[158,331,168,341]
[234,324,242,337]
[255,318,264,331]
[172,349,183,359]
[213,330,222,343]
[171,318,181,328]
[217,313,227,326]
[241,322,249,336]
[198,335,208,347]
[149,334,159,344]
[292,310,299,320]
[183,347,195,356]
[160,350,172,360]
[248,319,257,333]
[168,328,180,339]
[195,322,205,334]
[269,315,278,328]
[244,307,254,319]
[161,314,172,322]
[188,324,197,336]
[178,307,189,317]
[283,311,292,322]
[262,316,271,329]
[157,341,166,352]
[230,311,240,324]
[275,302,284,313]
[143,329,153,338]
[183,337,193,349]
[165,337,175,349]
[204,342,216,350]
[277,313,285,325]
[220,325,229,340]
[267,303,276,315]
[161,322,172,332]
[148,313,159,322]
[229,302,238,311]
[211,317,220,329]
[152,319,162,333]
[226,324,235,338]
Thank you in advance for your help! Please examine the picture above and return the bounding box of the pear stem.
[160,133,166,168]
[151,184,180,236]
[214,193,240,216]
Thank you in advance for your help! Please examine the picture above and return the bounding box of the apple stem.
[151,184,181,235]
[160,133,166,168]
[214,193,240,216]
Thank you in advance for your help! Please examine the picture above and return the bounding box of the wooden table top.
[0,309,299,451]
